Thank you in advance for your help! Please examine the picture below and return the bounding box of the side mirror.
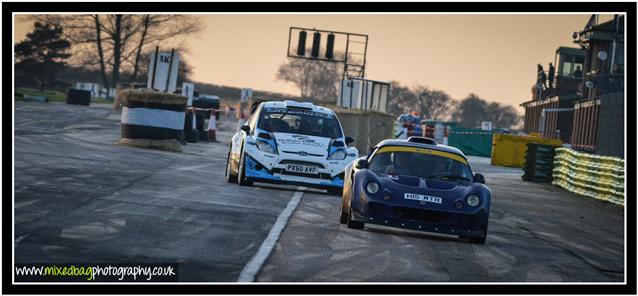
[354,158,368,169]
[473,173,485,184]
[240,125,251,133]
[345,136,354,145]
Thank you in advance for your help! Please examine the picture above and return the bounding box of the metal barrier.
[552,147,624,206]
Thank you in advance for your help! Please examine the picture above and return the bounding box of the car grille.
[281,151,324,157]
[392,207,452,223]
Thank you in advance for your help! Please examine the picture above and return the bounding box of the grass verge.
[15,87,114,104]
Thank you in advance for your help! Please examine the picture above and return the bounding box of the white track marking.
[237,188,305,282]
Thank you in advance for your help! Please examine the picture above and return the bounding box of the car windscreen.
[368,147,473,182]
[258,107,343,138]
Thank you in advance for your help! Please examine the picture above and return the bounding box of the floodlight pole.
[343,34,350,81]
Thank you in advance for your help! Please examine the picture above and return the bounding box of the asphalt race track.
[14,102,624,282]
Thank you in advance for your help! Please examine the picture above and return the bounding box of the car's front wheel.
[339,198,348,224]
[468,235,486,244]
[237,148,253,186]
[225,149,237,183]
[460,224,488,244]
[346,206,364,230]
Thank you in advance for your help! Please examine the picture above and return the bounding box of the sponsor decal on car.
[276,134,324,148]
[404,193,442,204]
[263,107,334,119]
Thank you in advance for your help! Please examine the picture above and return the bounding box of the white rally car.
[226,100,358,195]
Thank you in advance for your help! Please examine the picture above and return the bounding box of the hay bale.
[118,89,187,105]
[117,138,182,153]
[120,89,187,141]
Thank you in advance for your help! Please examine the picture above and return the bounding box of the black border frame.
[3,1,636,294]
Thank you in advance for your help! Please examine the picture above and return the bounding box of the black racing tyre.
[339,199,349,224]
[226,150,238,183]
[469,235,487,244]
[237,148,253,186]
[461,224,488,244]
[346,207,364,230]
[186,130,199,143]
[327,187,343,196]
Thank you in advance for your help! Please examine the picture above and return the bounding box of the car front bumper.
[243,154,345,188]
[350,199,488,238]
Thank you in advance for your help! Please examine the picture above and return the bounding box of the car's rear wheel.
[237,148,253,186]
[346,207,364,230]
[225,149,237,183]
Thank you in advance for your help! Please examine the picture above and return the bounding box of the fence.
[447,127,493,157]
[552,147,624,206]
[571,99,600,152]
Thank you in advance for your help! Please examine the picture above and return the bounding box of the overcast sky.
[15,13,615,113]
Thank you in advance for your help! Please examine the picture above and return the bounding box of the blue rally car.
[339,136,491,244]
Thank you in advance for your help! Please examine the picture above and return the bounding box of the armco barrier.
[491,134,562,168]
[552,147,624,206]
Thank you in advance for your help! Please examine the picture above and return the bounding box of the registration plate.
[286,164,318,174]
[404,193,442,204]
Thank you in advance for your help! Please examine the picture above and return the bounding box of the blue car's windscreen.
[369,148,473,181]
[258,107,343,138]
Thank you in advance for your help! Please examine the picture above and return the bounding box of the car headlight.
[466,194,480,207]
[366,181,379,194]
[327,149,347,160]
[256,139,277,154]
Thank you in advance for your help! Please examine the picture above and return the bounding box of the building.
[521,46,586,143]
[521,14,624,158]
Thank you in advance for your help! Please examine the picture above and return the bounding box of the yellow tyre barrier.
[552,147,624,206]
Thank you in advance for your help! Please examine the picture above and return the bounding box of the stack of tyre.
[522,142,556,182]
[192,96,220,142]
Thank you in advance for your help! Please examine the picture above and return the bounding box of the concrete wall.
[334,108,395,156]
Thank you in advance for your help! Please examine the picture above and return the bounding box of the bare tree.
[451,93,520,129]
[485,102,520,129]
[93,15,109,88]
[387,81,417,116]
[129,15,201,81]
[412,86,455,120]
[33,14,202,87]
[387,82,454,120]
[276,53,346,102]
[131,15,150,81]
